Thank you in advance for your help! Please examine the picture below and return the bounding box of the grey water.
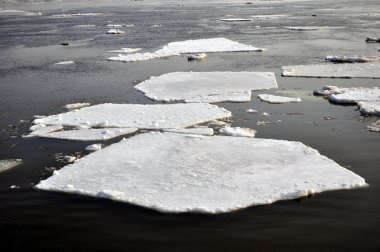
[0,0,379,251]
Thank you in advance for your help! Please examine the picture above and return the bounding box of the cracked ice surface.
[358,101,380,116]
[258,94,302,104]
[135,72,277,102]
[282,63,380,79]
[36,133,366,213]
[108,38,265,62]
[37,128,138,141]
[32,103,231,129]
[0,159,22,173]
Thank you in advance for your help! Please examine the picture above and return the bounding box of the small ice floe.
[282,63,380,78]
[220,18,252,22]
[74,24,96,28]
[358,101,380,116]
[365,36,380,43]
[51,13,103,18]
[107,48,141,53]
[284,26,325,31]
[187,53,207,61]
[108,38,265,62]
[328,87,380,104]
[36,132,366,213]
[135,72,277,103]
[85,144,102,151]
[32,103,231,130]
[63,156,76,163]
[325,55,380,63]
[262,112,270,117]
[219,126,256,137]
[366,120,380,132]
[251,15,287,19]
[313,86,347,96]
[37,128,138,141]
[64,103,91,111]
[107,24,123,28]
[163,127,214,136]
[258,94,302,104]
[246,109,258,113]
[0,159,22,173]
[10,185,20,189]
[106,29,125,34]
[24,125,63,138]
[54,61,74,65]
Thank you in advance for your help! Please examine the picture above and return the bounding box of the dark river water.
[0,0,379,251]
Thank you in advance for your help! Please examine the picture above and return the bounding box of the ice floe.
[86,144,102,151]
[0,9,40,16]
[219,126,256,137]
[282,63,380,78]
[220,18,252,22]
[325,55,380,63]
[358,101,380,116]
[0,159,22,173]
[328,87,380,104]
[36,132,366,213]
[163,127,214,136]
[251,15,288,19]
[258,94,302,104]
[24,125,63,138]
[32,103,231,130]
[107,48,141,53]
[37,128,138,141]
[51,13,103,18]
[74,24,96,28]
[106,29,125,34]
[285,26,325,31]
[135,72,277,103]
[108,38,265,62]
[64,103,91,111]
[54,61,74,65]
[366,120,380,132]
[246,109,258,113]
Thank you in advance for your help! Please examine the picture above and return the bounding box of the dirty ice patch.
[258,94,302,104]
[219,126,256,137]
[37,128,138,141]
[282,63,380,79]
[284,26,326,31]
[358,101,380,116]
[32,103,231,130]
[135,72,277,103]
[220,18,252,22]
[36,132,366,213]
[108,38,265,62]
[328,87,380,104]
[0,159,22,173]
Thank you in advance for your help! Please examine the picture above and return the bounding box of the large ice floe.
[32,103,231,130]
[36,132,366,213]
[258,94,302,104]
[282,63,380,78]
[108,38,264,62]
[135,72,277,103]
[0,159,22,173]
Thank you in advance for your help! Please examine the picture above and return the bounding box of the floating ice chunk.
[358,101,380,116]
[24,125,63,138]
[54,61,74,65]
[282,63,380,79]
[0,9,39,16]
[64,103,91,111]
[135,72,277,103]
[220,18,252,22]
[37,128,138,141]
[163,127,214,136]
[106,24,123,28]
[51,13,103,18]
[219,126,256,137]
[366,120,380,132]
[313,86,345,96]
[325,55,380,63]
[246,109,258,113]
[285,26,325,31]
[187,53,207,61]
[107,29,125,34]
[64,156,76,163]
[108,38,265,62]
[258,94,302,104]
[36,133,366,213]
[365,36,380,43]
[33,103,231,129]
[0,159,22,173]
[328,87,380,104]
[85,144,102,151]
[74,24,96,28]
[107,48,141,53]
[251,15,288,19]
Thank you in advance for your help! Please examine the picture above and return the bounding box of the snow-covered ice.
[163,127,214,136]
[106,29,125,34]
[36,132,366,213]
[32,103,231,129]
[0,159,22,173]
[37,128,138,141]
[107,48,141,53]
[64,103,91,111]
[220,18,252,22]
[366,120,380,132]
[85,144,102,151]
[108,38,265,62]
[282,63,380,78]
[328,87,380,104]
[258,94,302,104]
[54,61,74,65]
[325,55,380,63]
[135,72,277,103]
[358,101,380,116]
[285,26,325,31]
[24,125,63,138]
[219,126,256,137]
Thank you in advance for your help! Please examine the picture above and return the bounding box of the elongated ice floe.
[219,126,256,137]
[108,38,265,62]
[37,128,138,141]
[251,15,288,19]
[258,94,302,104]
[358,101,380,116]
[36,133,366,213]
[107,48,141,53]
[282,63,380,79]
[107,29,125,34]
[0,9,40,16]
[220,18,252,22]
[285,26,325,31]
[32,103,231,129]
[64,103,91,111]
[325,55,380,63]
[54,61,74,65]
[0,159,22,173]
[86,144,102,151]
[135,72,277,103]
[51,13,103,18]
